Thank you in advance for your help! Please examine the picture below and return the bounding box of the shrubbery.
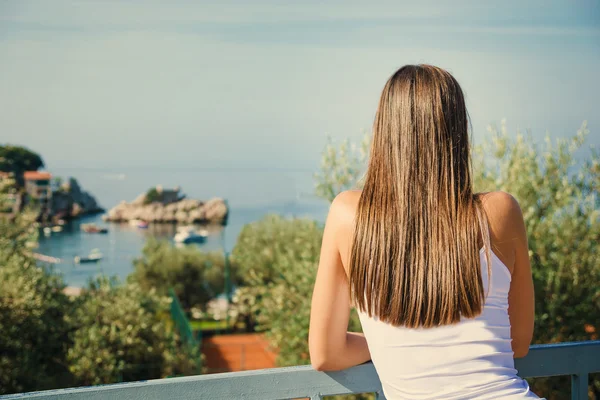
[230,215,363,367]
[130,238,227,311]
[0,194,71,394]
[230,216,323,365]
[0,195,201,395]
[68,277,199,385]
[0,253,72,394]
[144,187,161,204]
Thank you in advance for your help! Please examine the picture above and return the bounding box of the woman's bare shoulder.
[478,191,524,226]
[478,191,527,267]
[332,190,362,207]
[326,191,361,261]
[330,190,361,224]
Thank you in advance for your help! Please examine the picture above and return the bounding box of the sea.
[36,168,330,287]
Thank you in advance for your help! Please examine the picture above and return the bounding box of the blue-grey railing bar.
[2,341,598,400]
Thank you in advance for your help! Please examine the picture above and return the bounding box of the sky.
[0,0,599,170]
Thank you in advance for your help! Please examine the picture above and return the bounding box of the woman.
[309,65,540,399]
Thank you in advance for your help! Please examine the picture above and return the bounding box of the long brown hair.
[349,65,490,328]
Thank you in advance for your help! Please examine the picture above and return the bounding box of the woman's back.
[327,190,540,399]
[358,249,535,399]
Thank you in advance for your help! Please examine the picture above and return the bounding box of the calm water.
[37,168,329,287]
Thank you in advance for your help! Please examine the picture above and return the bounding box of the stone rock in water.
[50,177,103,219]
[131,193,146,205]
[103,188,228,225]
[204,198,228,221]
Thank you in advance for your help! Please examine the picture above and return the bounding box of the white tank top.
[357,248,541,400]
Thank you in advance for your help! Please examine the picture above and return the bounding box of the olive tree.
[0,193,72,395]
[230,215,363,368]
[68,277,200,386]
[130,238,227,311]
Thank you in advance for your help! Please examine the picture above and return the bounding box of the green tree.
[231,215,323,366]
[313,121,599,399]
[231,215,363,367]
[130,238,227,311]
[67,276,200,386]
[231,216,370,399]
[0,194,72,395]
[1,191,202,394]
[144,187,161,204]
[0,182,36,260]
[314,135,370,203]
[0,145,44,186]
[0,262,73,395]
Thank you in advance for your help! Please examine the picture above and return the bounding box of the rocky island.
[51,177,104,219]
[103,185,228,225]
[0,145,103,221]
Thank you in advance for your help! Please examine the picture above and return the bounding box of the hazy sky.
[1,0,598,170]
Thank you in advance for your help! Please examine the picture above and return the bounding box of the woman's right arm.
[483,191,535,358]
[505,195,535,358]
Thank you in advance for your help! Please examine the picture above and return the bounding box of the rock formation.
[50,178,103,219]
[103,186,228,225]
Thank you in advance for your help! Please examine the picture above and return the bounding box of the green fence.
[168,288,202,372]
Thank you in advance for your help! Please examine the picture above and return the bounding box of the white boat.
[174,227,209,244]
[74,248,103,264]
[129,219,149,229]
[129,219,142,226]
[51,226,63,233]
[43,227,52,236]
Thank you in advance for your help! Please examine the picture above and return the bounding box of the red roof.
[24,171,52,181]
[202,334,277,373]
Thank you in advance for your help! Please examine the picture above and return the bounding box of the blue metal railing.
[2,341,599,400]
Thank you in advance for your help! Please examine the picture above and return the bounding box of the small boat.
[174,227,209,244]
[51,226,63,233]
[43,227,52,236]
[74,249,103,264]
[129,219,149,229]
[81,223,108,234]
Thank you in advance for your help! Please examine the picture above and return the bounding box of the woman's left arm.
[309,194,371,371]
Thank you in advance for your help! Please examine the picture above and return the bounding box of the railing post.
[571,373,588,400]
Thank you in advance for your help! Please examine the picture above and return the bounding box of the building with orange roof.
[24,171,52,212]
